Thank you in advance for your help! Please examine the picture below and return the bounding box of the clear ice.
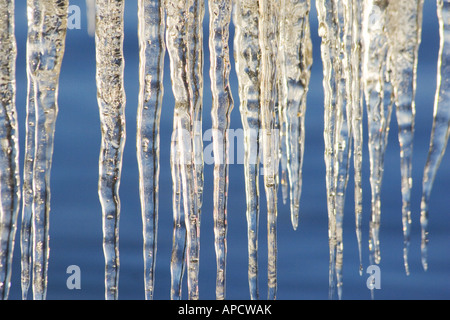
[95,0,126,300]
[166,0,204,300]
[21,0,68,300]
[209,0,234,300]
[233,0,261,300]
[316,0,354,300]
[421,0,450,272]
[0,0,19,300]
[0,0,446,301]
[386,0,424,276]
[278,0,312,230]
[137,0,166,300]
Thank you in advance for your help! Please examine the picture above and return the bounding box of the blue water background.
[6,0,450,300]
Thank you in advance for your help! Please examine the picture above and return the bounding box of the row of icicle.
[0,0,448,300]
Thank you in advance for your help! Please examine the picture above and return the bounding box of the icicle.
[22,2,40,300]
[259,0,279,300]
[209,0,233,300]
[165,1,186,301]
[0,0,20,300]
[170,126,186,300]
[95,0,126,300]
[188,0,205,221]
[278,0,312,230]
[316,0,339,299]
[386,0,424,276]
[137,0,165,300]
[166,0,202,300]
[317,0,353,300]
[187,0,204,300]
[24,0,68,300]
[362,0,392,267]
[233,0,261,300]
[21,72,34,300]
[351,0,364,276]
[333,0,353,300]
[421,0,450,272]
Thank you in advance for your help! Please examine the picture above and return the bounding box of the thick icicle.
[0,0,20,300]
[209,0,233,300]
[351,0,364,276]
[362,0,393,267]
[278,0,312,230]
[23,0,68,300]
[137,0,165,300]
[259,0,279,300]
[421,0,450,272]
[166,0,202,300]
[95,0,126,300]
[233,0,261,300]
[386,0,424,276]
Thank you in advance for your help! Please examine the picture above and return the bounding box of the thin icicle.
[21,73,34,300]
[209,0,233,300]
[166,0,201,300]
[277,19,288,206]
[233,0,261,300]
[0,0,20,300]
[187,0,204,300]
[25,0,68,300]
[278,107,288,206]
[316,0,339,299]
[421,0,450,272]
[259,0,279,300]
[278,0,312,230]
[170,125,186,300]
[188,0,204,222]
[95,0,126,300]
[137,0,165,300]
[165,1,186,301]
[351,0,364,276]
[334,0,353,300]
[362,0,392,267]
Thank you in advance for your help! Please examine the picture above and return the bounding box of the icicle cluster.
[234,0,312,300]
[166,0,204,300]
[316,0,355,300]
[0,0,448,301]
[362,0,424,276]
[316,0,425,298]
